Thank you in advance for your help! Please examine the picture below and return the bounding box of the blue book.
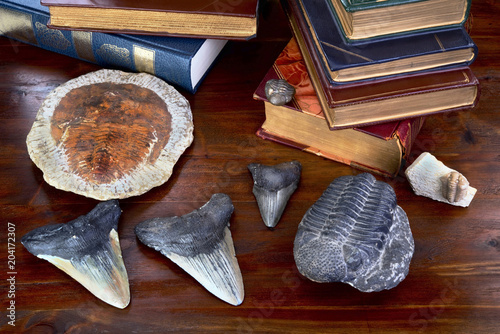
[287,0,477,84]
[0,0,227,93]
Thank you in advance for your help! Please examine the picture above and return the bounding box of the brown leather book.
[284,2,480,130]
[41,0,259,40]
[253,38,425,178]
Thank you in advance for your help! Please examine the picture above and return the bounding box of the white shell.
[405,152,476,207]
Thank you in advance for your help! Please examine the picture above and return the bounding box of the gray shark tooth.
[405,152,476,207]
[248,160,302,228]
[134,193,244,306]
[21,200,130,309]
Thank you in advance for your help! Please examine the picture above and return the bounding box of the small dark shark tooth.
[265,79,295,106]
[21,200,130,308]
[294,173,414,292]
[134,193,244,306]
[248,160,302,228]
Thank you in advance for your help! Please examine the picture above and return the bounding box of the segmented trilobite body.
[264,79,295,106]
[294,173,414,292]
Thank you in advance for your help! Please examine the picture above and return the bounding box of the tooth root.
[405,152,476,207]
[135,193,244,306]
[248,161,302,228]
[21,200,130,309]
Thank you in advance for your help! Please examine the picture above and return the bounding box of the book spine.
[395,117,426,163]
[0,2,195,93]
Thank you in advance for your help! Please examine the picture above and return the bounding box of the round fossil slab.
[26,69,193,200]
[294,173,414,292]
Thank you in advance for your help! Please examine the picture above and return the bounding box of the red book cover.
[253,38,426,177]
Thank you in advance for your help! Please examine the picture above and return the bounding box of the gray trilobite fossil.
[294,173,414,292]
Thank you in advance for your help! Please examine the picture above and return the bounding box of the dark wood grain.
[1,0,500,332]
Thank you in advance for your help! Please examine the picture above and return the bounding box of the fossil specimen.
[248,160,301,228]
[405,152,476,207]
[26,69,193,200]
[135,193,244,306]
[265,79,295,106]
[440,171,469,203]
[21,200,130,309]
[294,173,414,292]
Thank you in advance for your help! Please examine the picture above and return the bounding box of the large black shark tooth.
[134,193,244,306]
[294,173,414,292]
[248,160,302,228]
[21,200,130,308]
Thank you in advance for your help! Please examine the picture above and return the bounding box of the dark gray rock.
[293,173,414,292]
[248,160,302,228]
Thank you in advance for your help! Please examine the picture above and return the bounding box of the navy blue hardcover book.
[290,0,477,84]
[0,0,227,93]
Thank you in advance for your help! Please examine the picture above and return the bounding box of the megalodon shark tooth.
[21,200,130,309]
[248,160,302,228]
[134,193,244,306]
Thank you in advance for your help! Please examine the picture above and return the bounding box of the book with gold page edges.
[329,0,471,42]
[283,0,477,84]
[41,0,259,40]
[26,69,194,200]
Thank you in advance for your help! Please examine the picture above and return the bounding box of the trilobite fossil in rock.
[248,160,302,228]
[21,200,130,308]
[440,171,469,203]
[265,79,295,106]
[294,173,414,292]
[405,152,476,207]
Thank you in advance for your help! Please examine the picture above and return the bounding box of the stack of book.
[0,0,260,93]
[254,0,479,177]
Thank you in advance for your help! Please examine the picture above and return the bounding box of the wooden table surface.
[1,0,499,333]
